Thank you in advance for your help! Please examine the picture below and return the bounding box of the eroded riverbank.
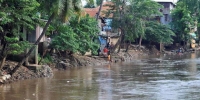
[0,52,200,100]
[0,45,199,84]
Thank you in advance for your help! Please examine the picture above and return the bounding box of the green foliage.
[109,0,163,42]
[145,21,175,44]
[69,14,99,55]
[0,0,39,62]
[179,0,200,16]
[0,0,40,36]
[6,38,31,55]
[37,0,82,22]
[38,54,53,64]
[51,14,99,55]
[0,0,40,29]
[171,1,193,42]
[178,0,200,40]
[51,25,79,52]
[84,0,101,8]
[96,0,102,6]
[84,3,95,8]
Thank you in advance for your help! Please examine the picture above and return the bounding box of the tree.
[51,14,99,55]
[145,21,175,45]
[50,25,78,52]
[84,0,102,8]
[108,0,162,52]
[170,1,193,45]
[69,14,99,55]
[128,0,163,48]
[96,0,104,21]
[178,0,200,41]
[179,0,200,15]
[10,0,83,75]
[96,0,102,6]
[0,0,40,69]
[84,3,96,8]
[104,0,127,52]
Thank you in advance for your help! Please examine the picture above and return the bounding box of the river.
[0,52,200,100]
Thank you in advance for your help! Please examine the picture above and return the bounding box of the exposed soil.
[0,60,53,84]
[0,44,196,84]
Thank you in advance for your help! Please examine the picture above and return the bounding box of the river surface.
[1,52,200,100]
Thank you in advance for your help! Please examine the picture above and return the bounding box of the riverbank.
[0,45,198,84]
[0,60,53,84]
[0,46,150,84]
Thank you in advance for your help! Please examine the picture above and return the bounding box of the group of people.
[97,42,114,62]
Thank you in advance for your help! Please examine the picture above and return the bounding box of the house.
[154,0,176,25]
[84,1,120,53]
[84,1,179,52]
[23,23,48,66]
[155,0,198,48]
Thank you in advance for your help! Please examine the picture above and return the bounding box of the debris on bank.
[1,44,199,84]
[0,61,53,84]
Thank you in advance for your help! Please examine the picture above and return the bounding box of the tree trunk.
[160,42,162,52]
[96,0,103,21]
[112,32,123,52]
[0,55,7,70]
[0,42,6,56]
[117,30,125,53]
[139,36,143,49]
[125,41,130,52]
[0,43,8,69]
[10,13,56,75]
[38,49,48,65]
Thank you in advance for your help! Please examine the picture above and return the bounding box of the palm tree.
[10,0,83,75]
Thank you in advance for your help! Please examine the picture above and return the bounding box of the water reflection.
[97,64,113,100]
[0,53,200,100]
[188,52,197,76]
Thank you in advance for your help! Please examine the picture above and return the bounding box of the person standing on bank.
[103,47,108,57]
[97,48,101,56]
[110,42,114,52]
[107,50,112,62]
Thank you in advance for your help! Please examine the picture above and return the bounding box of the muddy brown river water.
[0,52,200,100]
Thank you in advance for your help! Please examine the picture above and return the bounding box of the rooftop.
[83,2,113,18]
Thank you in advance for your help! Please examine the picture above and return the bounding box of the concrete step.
[26,64,42,71]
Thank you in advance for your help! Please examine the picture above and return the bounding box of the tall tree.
[51,14,99,55]
[0,0,40,69]
[178,0,200,40]
[10,0,83,75]
[108,0,162,52]
[106,0,127,52]
[145,21,175,45]
[129,0,163,48]
[96,0,104,21]
[170,1,193,45]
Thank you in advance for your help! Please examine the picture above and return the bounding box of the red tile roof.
[84,7,98,17]
[83,2,113,18]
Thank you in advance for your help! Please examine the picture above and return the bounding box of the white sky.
[81,0,87,6]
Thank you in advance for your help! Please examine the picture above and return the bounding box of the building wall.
[158,2,175,25]
[27,25,45,43]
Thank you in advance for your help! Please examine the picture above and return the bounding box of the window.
[164,14,168,21]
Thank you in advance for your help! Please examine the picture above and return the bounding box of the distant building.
[155,0,176,25]
[83,1,118,53]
